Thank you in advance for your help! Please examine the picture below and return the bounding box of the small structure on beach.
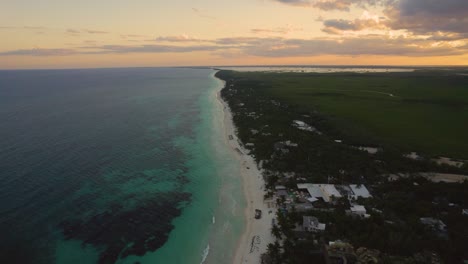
[275,186,288,199]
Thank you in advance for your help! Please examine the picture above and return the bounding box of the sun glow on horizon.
[1,0,467,69]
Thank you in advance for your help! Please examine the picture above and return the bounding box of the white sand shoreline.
[213,76,275,264]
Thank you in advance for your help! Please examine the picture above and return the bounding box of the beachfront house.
[275,186,288,199]
[297,183,342,203]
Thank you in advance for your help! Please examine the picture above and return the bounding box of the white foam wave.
[200,244,210,264]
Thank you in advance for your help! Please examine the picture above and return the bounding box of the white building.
[297,184,342,203]
[292,120,318,132]
[303,216,326,232]
[320,184,342,202]
[350,205,368,217]
[349,184,372,199]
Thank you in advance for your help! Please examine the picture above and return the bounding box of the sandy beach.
[215,81,276,264]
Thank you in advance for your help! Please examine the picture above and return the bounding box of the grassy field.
[227,71,468,159]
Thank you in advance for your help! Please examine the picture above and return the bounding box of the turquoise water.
[119,72,245,264]
[0,68,244,264]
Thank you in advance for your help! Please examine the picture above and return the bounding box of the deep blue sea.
[0,68,244,264]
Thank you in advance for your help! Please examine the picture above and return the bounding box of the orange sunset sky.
[1,0,467,69]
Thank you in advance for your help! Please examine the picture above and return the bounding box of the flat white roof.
[321,184,342,198]
[293,120,306,126]
[349,184,372,198]
[298,184,344,202]
[297,183,323,198]
[350,205,366,212]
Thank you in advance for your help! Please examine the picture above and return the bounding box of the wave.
[200,244,210,264]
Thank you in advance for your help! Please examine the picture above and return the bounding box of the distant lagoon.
[217,65,415,73]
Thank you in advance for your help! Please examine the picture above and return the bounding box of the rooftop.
[349,184,372,199]
[303,216,326,231]
[320,184,342,198]
[350,205,366,212]
[297,183,323,198]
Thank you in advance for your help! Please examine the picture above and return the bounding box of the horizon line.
[1,64,468,71]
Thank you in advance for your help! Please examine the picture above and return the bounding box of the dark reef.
[59,192,191,264]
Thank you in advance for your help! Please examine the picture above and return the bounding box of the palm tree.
[266,242,282,264]
[271,224,282,239]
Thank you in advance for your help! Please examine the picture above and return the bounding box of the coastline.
[214,74,275,264]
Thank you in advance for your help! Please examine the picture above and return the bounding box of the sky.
[1,0,467,69]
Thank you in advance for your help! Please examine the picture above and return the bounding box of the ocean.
[0,68,244,264]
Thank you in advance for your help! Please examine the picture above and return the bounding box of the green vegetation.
[220,70,468,158]
[216,69,468,264]
[216,70,468,185]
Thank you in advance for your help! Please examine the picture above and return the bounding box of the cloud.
[83,40,98,44]
[322,16,385,34]
[155,35,206,42]
[24,26,45,30]
[121,34,147,38]
[272,0,385,10]
[191,7,216,20]
[1,26,47,30]
[80,44,231,54]
[66,29,80,34]
[425,32,468,42]
[86,29,108,34]
[384,0,468,34]
[274,0,311,6]
[0,48,78,56]
[214,37,281,46]
[1,35,466,58]
[251,25,303,35]
[314,0,354,11]
[242,36,467,57]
